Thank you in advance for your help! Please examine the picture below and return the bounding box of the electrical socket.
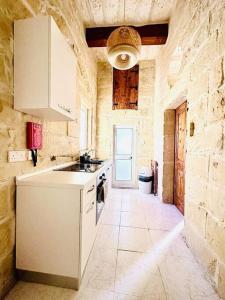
[8,150,26,162]
[28,150,32,161]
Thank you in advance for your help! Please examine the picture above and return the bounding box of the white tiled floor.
[5,189,220,300]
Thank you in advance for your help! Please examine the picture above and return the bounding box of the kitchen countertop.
[16,160,112,189]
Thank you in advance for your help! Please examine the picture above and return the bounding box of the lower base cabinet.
[16,177,98,290]
[16,163,112,290]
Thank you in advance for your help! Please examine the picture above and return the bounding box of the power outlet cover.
[8,150,26,162]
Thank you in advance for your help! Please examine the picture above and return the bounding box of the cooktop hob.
[54,163,103,173]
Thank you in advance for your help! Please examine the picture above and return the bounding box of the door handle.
[87,185,95,193]
[58,104,71,113]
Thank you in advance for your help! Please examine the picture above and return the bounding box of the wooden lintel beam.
[86,24,168,47]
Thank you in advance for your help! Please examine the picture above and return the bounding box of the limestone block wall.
[154,0,225,298]
[96,61,155,186]
[162,110,175,204]
[0,1,97,297]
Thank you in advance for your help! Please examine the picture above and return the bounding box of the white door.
[113,126,136,188]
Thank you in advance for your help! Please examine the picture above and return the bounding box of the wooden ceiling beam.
[86,24,168,47]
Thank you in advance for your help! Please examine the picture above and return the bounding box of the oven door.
[96,179,106,224]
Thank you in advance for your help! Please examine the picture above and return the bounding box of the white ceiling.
[76,0,173,27]
[76,0,174,61]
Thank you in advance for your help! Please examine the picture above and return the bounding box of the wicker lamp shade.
[107,26,141,70]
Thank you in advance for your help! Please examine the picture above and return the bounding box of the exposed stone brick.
[207,85,225,124]
[0,183,8,220]
[162,109,175,204]
[185,202,208,238]
[209,157,225,188]
[185,222,218,281]
[207,185,225,222]
[218,262,225,299]
[185,177,208,208]
[187,96,208,133]
[209,56,225,91]
[188,71,209,103]
[185,154,209,180]
[0,219,12,258]
[0,252,15,298]
[206,215,225,262]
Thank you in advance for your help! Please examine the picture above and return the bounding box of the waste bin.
[138,167,152,194]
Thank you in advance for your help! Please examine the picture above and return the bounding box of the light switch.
[190,122,195,137]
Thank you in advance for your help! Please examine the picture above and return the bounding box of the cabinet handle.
[86,201,95,214]
[87,185,95,193]
[58,104,71,114]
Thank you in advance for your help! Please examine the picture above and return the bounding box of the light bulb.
[121,54,127,60]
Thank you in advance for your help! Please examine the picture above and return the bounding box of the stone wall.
[0,0,97,297]
[154,0,225,298]
[162,109,175,204]
[96,61,155,186]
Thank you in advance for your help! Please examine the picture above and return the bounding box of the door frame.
[112,125,137,188]
[162,91,187,206]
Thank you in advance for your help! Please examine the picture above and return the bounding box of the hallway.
[6,189,219,300]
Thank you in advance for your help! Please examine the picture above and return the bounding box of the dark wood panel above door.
[113,65,139,110]
[86,24,168,47]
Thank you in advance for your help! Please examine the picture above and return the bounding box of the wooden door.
[174,102,187,215]
[113,65,139,110]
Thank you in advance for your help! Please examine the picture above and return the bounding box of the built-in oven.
[96,171,108,224]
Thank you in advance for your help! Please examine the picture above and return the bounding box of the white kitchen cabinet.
[16,169,99,290]
[14,16,76,121]
[16,161,112,289]
[16,186,81,280]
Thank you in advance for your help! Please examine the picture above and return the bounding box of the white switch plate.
[8,150,26,162]
[28,150,32,160]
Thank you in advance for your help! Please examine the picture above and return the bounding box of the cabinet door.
[82,178,96,211]
[50,18,76,120]
[80,196,96,275]
[14,16,49,110]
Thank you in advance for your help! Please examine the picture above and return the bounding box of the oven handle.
[87,185,95,193]
[97,178,107,188]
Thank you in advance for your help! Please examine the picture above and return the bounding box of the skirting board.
[17,269,80,290]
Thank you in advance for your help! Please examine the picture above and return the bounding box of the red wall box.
[27,122,42,150]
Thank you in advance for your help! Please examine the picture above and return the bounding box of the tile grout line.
[115,191,172,299]
[112,196,122,295]
[157,260,168,300]
[146,205,169,300]
[119,225,148,230]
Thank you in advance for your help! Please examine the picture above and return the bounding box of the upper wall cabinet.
[14,16,77,121]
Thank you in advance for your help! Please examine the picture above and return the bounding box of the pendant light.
[107,26,141,70]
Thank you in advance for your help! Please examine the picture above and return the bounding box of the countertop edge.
[16,160,112,189]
